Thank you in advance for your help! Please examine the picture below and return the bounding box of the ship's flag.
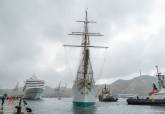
[149,83,158,96]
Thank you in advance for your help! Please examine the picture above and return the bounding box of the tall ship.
[12,82,23,97]
[65,10,108,107]
[23,75,45,100]
[55,81,62,100]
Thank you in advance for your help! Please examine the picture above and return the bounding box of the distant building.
[118,94,137,98]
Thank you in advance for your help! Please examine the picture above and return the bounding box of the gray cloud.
[0,0,164,88]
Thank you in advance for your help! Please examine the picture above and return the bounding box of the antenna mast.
[139,69,142,76]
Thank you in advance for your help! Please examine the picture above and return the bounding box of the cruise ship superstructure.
[23,75,45,100]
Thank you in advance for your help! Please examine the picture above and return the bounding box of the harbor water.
[20,98,165,114]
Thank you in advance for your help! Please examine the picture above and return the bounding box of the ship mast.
[64,10,108,82]
[83,10,89,80]
[139,69,142,76]
[155,65,165,89]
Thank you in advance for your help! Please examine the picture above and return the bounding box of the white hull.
[152,88,165,99]
[72,82,95,106]
[24,87,44,99]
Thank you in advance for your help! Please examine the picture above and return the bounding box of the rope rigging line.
[96,48,109,79]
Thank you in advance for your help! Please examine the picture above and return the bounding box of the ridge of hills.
[0,75,157,97]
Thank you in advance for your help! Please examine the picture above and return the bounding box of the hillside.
[97,75,157,96]
[0,75,158,97]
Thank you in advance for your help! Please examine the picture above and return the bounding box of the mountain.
[0,75,158,97]
[97,75,157,96]
[0,88,23,96]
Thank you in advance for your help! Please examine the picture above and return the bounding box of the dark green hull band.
[73,101,95,107]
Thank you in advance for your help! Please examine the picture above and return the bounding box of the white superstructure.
[23,75,45,99]
[151,66,165,99]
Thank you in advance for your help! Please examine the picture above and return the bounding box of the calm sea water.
[25,98,165,114]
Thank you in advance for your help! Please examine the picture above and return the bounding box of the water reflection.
[72,106,96,114]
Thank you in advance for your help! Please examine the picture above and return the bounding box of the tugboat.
[127,65,165,105]
[99,84,118,102]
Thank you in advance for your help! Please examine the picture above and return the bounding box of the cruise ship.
[23,75,45,100]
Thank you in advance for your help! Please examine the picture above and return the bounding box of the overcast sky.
[0,0,165,88]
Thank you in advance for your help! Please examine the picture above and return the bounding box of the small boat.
[14,97,33,114]
[98,84,118,102]
[127,66,165,105]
